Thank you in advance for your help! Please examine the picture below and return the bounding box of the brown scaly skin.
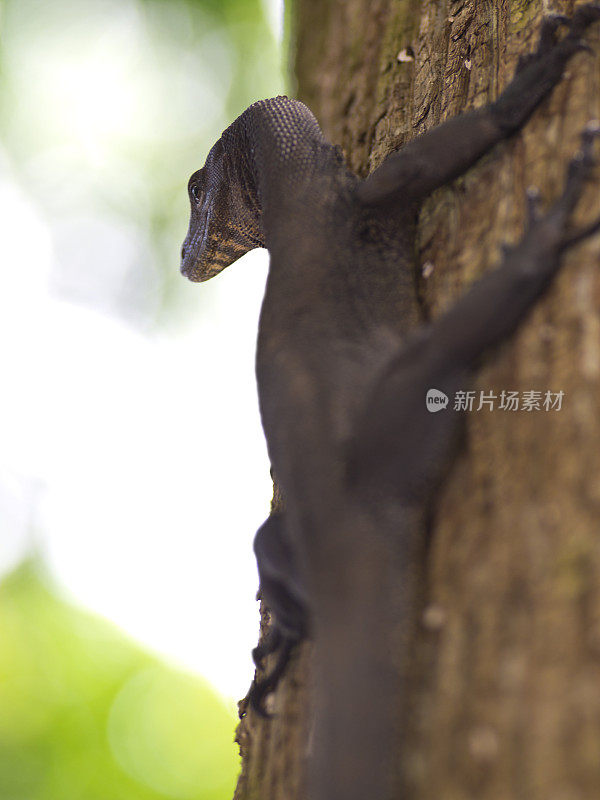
[181,9,600,800]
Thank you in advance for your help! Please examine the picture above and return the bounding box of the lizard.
[180,8,600,800]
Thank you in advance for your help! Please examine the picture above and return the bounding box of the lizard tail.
[308,504,424,800]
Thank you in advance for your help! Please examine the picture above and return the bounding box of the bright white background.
[0,0,284,699]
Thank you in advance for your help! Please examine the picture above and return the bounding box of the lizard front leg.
[357,6,600,206]
[348,125,600,503]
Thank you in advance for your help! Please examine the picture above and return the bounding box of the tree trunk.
[234,2,600,798]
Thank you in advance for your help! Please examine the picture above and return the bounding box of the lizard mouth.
[180,241,226,282]
[180,215,211,281]
[181,263,200,281]
[181,229,250,282]
[180,250,213,282]
[180,253,203,281]
[181,261,214,282]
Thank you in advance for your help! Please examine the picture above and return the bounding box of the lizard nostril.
[181,245,187,261]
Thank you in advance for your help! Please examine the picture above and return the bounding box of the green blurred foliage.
[0,2,283,796]
[0,0,285,326]
[0,560,239,800]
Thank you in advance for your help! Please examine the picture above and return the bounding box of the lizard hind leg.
[248,512,309,716]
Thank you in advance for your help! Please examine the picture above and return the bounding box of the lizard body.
[181,9,600,800]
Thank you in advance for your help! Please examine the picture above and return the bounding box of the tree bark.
[234,2,600,798]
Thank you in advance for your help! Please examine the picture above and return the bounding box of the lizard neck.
[230,96,343,238]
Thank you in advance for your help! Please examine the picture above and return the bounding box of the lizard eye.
[190,184,202,203]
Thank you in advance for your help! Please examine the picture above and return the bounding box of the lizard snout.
[180,243,193,278]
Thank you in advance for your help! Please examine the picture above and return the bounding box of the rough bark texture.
[234,2,600,798]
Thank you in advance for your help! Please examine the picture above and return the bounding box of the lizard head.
[180,136,264,282]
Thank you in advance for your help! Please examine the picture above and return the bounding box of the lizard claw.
[526,185,542,227]
[568,120,600,180]
[572,41,595,56]
[551,123,600,248]
[582,119,600,149]
[252,627,282,667]
[560,215,600,250]
[247,636,296,717]
[516,6,599,74]
[516,124,599,253]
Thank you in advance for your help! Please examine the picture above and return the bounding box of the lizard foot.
[524,120,599,232]
[525,185,543,227]
[512,122,600,255]
[247,633,298,717]
[248,513,310,716]
[516,14,569,73]
[516,4,600,74]
[556,121,600,249]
